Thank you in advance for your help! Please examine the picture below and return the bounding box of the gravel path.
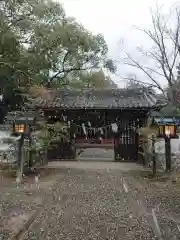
[21,168,156,240]
[2,165,180,240]
[0,169,61,240]
[123,171,180,239]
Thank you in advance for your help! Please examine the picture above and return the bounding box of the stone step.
[76,157,114,161]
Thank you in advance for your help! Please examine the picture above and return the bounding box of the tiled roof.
[5,111,36,124]
[151,104,177,117]
[30,87,164,109]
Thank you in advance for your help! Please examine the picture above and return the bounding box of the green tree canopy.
[55,69,118,89]
[0,0,116,93]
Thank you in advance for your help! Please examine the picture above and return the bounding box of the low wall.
[149,152,180,171]
[155,137,180,153]
[138,135,180,170]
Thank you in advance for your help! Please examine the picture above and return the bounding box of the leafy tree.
[30,121,69,165]
[0,0,117,175]
[58,69,118,89]
[0,0,116,101]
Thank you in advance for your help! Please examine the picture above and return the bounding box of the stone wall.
[154,137,180,171]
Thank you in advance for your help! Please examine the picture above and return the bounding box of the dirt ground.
[125,170,180,239]
[1,162,180,239]
[0,168,61,240]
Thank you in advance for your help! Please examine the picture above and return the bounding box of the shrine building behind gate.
[31,87,163,162]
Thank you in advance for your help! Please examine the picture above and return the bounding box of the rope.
[75,120,137,131]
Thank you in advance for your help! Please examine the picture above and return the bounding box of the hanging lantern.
[157,124,177,138]
[14,124,25,134]
[155,117,178,139]
[12,116,35,136]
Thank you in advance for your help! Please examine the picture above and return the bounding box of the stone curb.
[7,209,39,240]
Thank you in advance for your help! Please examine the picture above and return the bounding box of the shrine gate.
[32,87,162,162]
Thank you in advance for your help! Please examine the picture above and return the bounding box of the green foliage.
[60,69,118,89]
[0,0,116,105]
[31,121,69,151]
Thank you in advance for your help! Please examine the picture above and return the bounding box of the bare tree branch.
[47,51,70,84]
[46,50,100,86]
[124,53,165,93]
[119,75,166,96]
[144,67,165,77]
[122,5,180,104]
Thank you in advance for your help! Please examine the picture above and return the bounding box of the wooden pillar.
[165,137,171,172]
[135,132,139,162]
[70,121,77,160]
[16,134,24,179]
[114,132,119,161]
[105,111,108,140]
[152,134,156,176]
[17,135,23,167]
[28,135,33,168]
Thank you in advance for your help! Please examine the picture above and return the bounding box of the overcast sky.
[60,0,178,87]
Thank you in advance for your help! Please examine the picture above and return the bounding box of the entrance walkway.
[45,161,143,171]
[20,164,157,239]
[76,148,114,162]
[5,163,179,239]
